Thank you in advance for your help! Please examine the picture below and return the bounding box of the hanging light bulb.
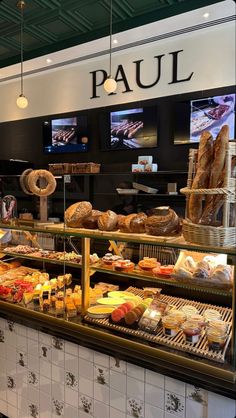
[104,0,117,94]
[16,0,28,109]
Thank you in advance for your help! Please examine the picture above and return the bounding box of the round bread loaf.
[130,212,147,233]
[27,169,57,197]
[65,201,92,228]
[145,208,179,236]
[118,214,137,232]
[82,210,103,229]
[98,210,118,231]
[20,169,34,195]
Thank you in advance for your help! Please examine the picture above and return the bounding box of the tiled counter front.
[0,318,235,418]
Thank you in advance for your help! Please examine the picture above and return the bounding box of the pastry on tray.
[113,260,135,273]
[138,257,160,272]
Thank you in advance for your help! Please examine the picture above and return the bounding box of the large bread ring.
[27,169,57,197]
[145,208,180,236]
[20,169,34,195]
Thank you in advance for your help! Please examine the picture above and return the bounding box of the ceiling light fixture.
[203,12,210,18]
[46,58,52,64]
[16,0,28,109]
[103,0,117,94]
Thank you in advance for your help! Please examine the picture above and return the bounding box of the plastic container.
[168,309,186,324]
[162,315,180,337]
[182,321,201,344]
[181,305,199,319]
[203,309,221,322]
[189,314,206,328]
[207,328,227,351]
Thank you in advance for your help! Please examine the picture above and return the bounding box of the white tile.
[127,363,145,381]
[28,339,39,357]
[28,370,39,387]
[208,391,235,418]
[109,407,126,418]
[127,376,144,401]
[185,399,207,418]
[51,347,65,368]
[18,395,28,414]
[94,400,109,418]
[110,369,127,393]
[0,399,7,415]
[51,336,64,351]
[65,370,78,390]
[52,382,64,402]
[40,344,52,362]
[40,411,52,418]
[27,328,39,342]
[145,369,164,389]
[7,389,17,407]
[28,354,40,373]
[165,377,185,397]
[94,364,109,386]
[40,375,52,395]
[7,404,18,418]
[165,391,185,418]
[186,385,208,406]
[145,403,164,418]
[65,403,78,418]
[79,376,93,397]
[65,341,78,356]
[52,398,64,417]
[79,346,94,362]
[5,345,16,363]
[15,324,27,337]
[39,332,52,346]
[127,397,144,418]
[40,358,52,379]
[4,329,16,347]
[27,386,39,404]
[110,388,126,412]
[110,356,127,374]
[40,391,51,414]
[79,411,93,418]
[65,352,78,373]
[145,383,164,409]
[94,351,109,368]
[17,335,28,352]
[79,358,94,380]
[79,394,93,416]
[94,382,109,404]
[6,360,16,375]
[52,365,64,384]
[65,386,78,408]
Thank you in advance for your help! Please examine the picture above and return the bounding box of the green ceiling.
[0,0,222,69]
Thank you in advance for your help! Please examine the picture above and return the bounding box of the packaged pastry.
[55,300,64,316]
[207,327,227,351]
[167,309,186,324]
[138,307,162,334]
[188,314,206,328]
[182,321,201,344]
[138,257,160,272]
[162,315,180,337]
[143,287,161,299]
[203,309,221,322]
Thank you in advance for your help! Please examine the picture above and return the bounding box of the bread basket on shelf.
[180,141,236,247]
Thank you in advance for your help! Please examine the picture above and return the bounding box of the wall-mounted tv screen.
[43,115,88,153]
[174,93,235,144]
[109,106,157,150]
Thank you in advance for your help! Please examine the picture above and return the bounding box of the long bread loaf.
[199,125,229,224]
[188,131,213,223]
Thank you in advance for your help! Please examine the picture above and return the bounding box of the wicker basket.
[180,142,236,247]
[72,163,101,173]
[48,163,72,175]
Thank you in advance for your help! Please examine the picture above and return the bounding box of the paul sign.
[90,49,194,99]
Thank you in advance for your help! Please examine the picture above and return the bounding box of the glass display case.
[0,174,235,397]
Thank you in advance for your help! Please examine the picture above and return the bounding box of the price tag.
[64,175,71,184]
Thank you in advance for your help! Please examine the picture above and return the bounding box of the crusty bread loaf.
[199,125,229,225]
[82,210,103,229]
[98,210,118,231]
[188,131,213,223]
[145,208,180,236]
[130,212,147,233]
[118,214,137,232]
[65,201,92,228]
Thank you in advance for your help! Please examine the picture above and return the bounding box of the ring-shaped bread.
[27,169,57,197]
[19,169,34,195]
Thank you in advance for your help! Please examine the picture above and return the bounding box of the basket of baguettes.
[180,125,236,247]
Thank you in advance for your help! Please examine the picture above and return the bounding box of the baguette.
[199,125,229,224]
[188,131,213,223]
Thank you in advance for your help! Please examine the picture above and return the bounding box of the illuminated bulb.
[113,39,118,44]
[203,12,209,18]
[103,77,117,93]
[46,58,52,63]
[16,94,28,109]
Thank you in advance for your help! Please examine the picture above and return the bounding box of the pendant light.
[16,0,28,109]
[103,0,117,94]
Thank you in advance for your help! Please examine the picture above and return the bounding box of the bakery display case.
[0,218,235,397]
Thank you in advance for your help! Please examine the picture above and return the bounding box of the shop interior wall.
[0,85,234,172]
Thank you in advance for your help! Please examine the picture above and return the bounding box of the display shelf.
[91,264,232,297]
[94,193,185,197]
[0,223,235,255]
[1,251,83,270]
